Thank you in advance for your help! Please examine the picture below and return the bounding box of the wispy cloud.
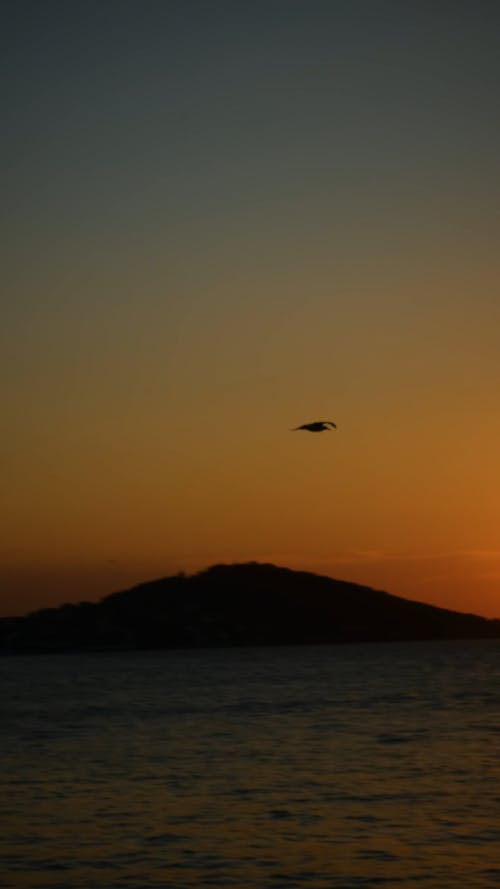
[325,549,500,566]
[261,549,500,580]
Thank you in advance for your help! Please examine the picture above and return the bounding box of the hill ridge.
[1,562,499,652]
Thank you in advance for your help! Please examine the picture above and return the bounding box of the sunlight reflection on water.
[2,641,500,888]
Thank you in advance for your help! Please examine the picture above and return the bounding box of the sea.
[2,640,500,889]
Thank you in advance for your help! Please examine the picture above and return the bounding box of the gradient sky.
[2,0,500,617]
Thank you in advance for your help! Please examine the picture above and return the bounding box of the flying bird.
[291,421,337,432]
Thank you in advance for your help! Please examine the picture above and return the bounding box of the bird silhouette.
[291,421,337,432]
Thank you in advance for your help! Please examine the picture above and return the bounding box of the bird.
[291,421,337,432]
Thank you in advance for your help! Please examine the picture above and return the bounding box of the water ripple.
[2,641,500,888]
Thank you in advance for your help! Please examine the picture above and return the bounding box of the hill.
[1,562,499,653]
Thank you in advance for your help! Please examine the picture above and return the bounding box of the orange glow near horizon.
[2,255,500,617]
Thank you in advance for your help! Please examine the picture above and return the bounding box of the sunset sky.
[2,0,500,618]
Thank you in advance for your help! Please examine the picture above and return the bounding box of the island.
[1,562,499,653]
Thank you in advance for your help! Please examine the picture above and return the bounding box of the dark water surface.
[2,640,500,888]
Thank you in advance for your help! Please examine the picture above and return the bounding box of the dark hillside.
[1,562,499,652]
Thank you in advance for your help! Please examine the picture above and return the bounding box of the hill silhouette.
[1,562,499,653]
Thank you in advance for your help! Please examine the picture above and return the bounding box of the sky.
[2,0,500,618]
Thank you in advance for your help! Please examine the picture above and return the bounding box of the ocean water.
[2,641,500,888]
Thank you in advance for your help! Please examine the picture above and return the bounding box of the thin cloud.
[264,549,500,574]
